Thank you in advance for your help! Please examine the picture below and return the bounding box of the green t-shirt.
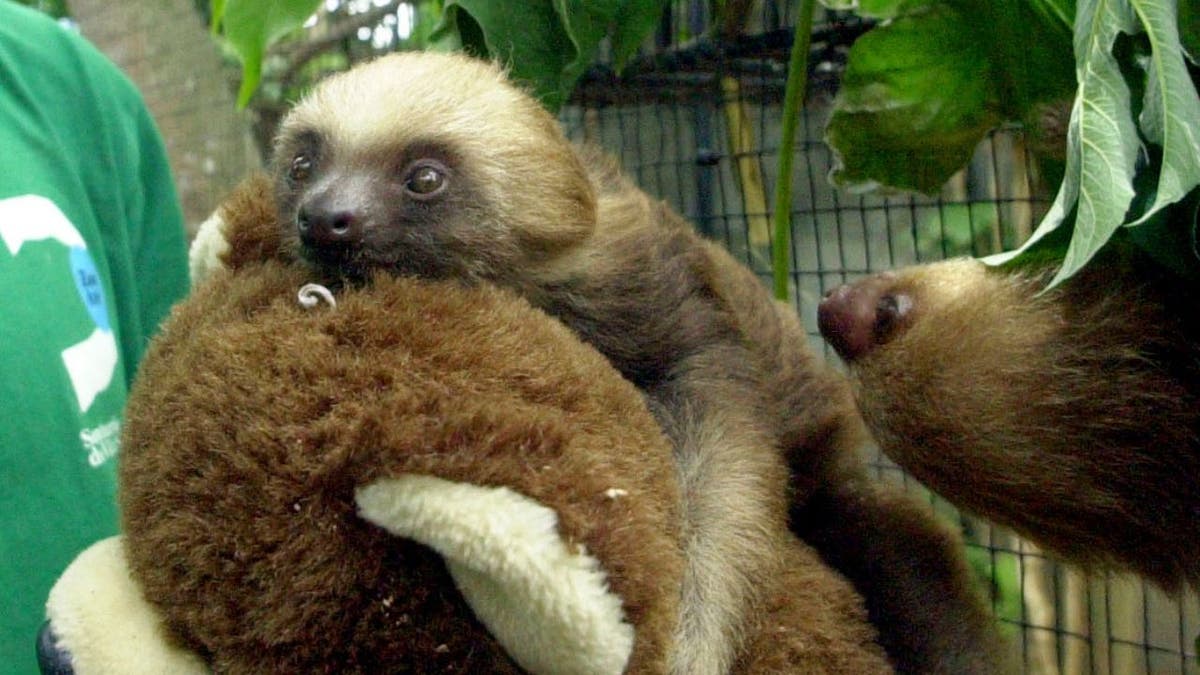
[0,3,189,670]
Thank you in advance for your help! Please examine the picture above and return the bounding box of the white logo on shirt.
[0,194,116,413]
[81,418,121,467]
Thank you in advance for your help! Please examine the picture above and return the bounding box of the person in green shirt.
[0,2,190,670]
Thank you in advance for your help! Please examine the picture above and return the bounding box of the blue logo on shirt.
[70,245,109,331]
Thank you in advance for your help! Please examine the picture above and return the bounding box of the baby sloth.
[274,51,1004,673]
[818,245,1200,592]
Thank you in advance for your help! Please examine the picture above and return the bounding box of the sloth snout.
[297,200,363,250]
[818,273,909,362]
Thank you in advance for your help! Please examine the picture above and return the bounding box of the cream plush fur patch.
[188,210,230,285]
[44,537,208,675]
[356,474,635,675]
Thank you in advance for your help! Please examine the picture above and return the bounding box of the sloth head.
[272,51,597,284]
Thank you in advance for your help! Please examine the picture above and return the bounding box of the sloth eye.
[874,293,912,339]
[289,154,313,183]
[404,162,447,197]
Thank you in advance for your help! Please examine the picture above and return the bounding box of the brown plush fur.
[121,249,683,673]
[270,51,1006,674]
[819,246,1200,592]
[119,176,894,673]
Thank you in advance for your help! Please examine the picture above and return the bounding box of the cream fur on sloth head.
[195,52,596,288]
[273,51,597,285]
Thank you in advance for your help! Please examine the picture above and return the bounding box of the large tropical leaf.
[824,0,1075,194]
[988,0,1140,277]
[825,5,1004,194]
[214,0,669,113]
[1181,0,1199,61]
[1130,0,1200,223]
[989,0,1200,286]
[434,1,576,108]
[432,0,669,110]
[216,0,322,107]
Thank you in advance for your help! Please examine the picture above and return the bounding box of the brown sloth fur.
[264,51,1008,674]
[119,173,894,673]
[819,244,1200,592]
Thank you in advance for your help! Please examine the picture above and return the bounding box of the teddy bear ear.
[188,208,231,286]
[356,474,635,675]
[41,537,207,675]
[189,172,285,286]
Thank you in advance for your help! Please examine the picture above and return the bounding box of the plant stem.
[771,0,816,301]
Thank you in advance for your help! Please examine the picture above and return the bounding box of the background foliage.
[823,0,1200,285]
[212,0,670,110]
[211,0,1200,287]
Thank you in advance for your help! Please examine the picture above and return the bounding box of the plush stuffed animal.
[40,175,891,674]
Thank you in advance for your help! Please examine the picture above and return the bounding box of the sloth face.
[274,129,510,283]
[271,51,597,286]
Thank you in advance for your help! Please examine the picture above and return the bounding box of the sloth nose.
[817,273,907,362]
[297,202,362,249]
[818,284,877,362]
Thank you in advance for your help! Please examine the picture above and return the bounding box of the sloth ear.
[508,150,598,255]
[355,474,634,675]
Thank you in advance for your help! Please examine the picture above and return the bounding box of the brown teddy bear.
[42,174,892,674]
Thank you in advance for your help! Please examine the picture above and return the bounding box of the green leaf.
[210,0,227,35]
[1128,0,1200,224]
[436,0,668,111]
[989,0,1200,286]
[556,0,611,87]
[215,0,668,114]
[610,0,669,69]
[826,5,1004,194]
[1128,187,1200,282]
[441,0,576,109]
[217,0,322,107]
[825,0,1075,194]
[1181,0,1199,62]
[818,0,924,19]
[986,0,1141,285]
[1028,0,1075,32]
[557,0,671,82]
[429,3,489,55]
[409,1,448,47]
[825,0,1079,194]
[987,2,1077,114]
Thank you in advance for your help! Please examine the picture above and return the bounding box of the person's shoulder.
[0,2,145,109]
[0,2,83,61]
[0,1,62,34]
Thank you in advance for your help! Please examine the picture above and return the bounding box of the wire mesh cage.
[69,0,1200,671]
[559,5,1200,673]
